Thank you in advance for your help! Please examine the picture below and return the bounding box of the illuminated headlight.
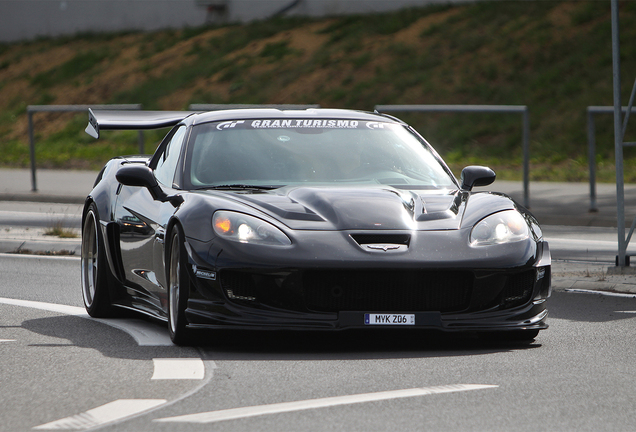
[213,211,291,245]
[470,210,529,246]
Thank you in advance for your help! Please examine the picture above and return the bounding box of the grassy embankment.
[1,1,636,181]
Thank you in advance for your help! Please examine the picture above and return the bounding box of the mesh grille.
[220,271,257,301]
[303,270,472,312]
[502,270,535,308]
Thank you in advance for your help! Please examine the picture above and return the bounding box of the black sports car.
[81,108,551,344]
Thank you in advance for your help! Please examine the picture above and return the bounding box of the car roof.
[186,108,406,126]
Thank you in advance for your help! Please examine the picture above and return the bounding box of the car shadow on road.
[20,315,198,360]
[18,313,541,361]
[19,291,636,362]
[190,327,542,361]
[548,290,636,323]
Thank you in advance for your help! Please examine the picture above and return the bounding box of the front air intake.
[501,270,535,308]
[220,271,258,302]
[303,269,472,313]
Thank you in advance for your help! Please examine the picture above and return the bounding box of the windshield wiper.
[196,184,282,191]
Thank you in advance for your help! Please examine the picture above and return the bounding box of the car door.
[114,125,188,312]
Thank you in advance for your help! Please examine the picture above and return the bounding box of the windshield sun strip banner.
[215,119,391,131]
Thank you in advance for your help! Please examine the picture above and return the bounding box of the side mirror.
[116,164,183,206]
[116,164,157,189]
[460,166,496,191]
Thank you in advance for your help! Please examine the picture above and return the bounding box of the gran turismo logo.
[216,120,245,130]
[366,122,385,129]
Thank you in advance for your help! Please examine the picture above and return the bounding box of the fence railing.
[27,103,533,208]
[26,104,142,192]
[374,104,530,209]
[586,106,636,212]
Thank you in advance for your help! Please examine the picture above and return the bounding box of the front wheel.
[167,225,191,345]
[81,203,116,317]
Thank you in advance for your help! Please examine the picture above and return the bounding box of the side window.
[155,126,187,187]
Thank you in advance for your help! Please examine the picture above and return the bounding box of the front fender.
[460,192,519,229]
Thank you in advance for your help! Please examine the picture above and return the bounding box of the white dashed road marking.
[0,297,86,316]
[155,384,498,424]
[152,358,205,380]
[0,339,16,343]
[34,399,167,430]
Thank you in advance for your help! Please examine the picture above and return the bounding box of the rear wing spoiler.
[85,109,197,139]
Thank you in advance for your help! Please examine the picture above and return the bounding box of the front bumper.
[182,232,551,333]
[184,265,551,333]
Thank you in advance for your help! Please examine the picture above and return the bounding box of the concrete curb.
[553,278,636,295]
[552,260,636,295]
[0,193,86,205]
[0,228,81,256]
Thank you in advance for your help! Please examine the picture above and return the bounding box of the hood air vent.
[350,234,410,246]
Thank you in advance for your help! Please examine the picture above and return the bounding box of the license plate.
[364,313,415,326]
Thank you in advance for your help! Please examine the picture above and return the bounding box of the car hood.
[201,186,509,231]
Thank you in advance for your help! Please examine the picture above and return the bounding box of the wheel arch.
[83,195,127,287]
[81,201,124,317]
[165,217,197,293]
[164,217,182,262]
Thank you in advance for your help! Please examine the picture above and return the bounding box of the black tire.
[81,203,116,317]
[167,225,191,345]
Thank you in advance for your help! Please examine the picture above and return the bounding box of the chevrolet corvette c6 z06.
[81,108,551,344]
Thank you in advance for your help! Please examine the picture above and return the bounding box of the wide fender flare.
[82,160,124,228]
[460,191,519,229]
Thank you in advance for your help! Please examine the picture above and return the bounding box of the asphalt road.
[1,254,636,431]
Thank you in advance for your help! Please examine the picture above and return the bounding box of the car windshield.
[185,119,456,190]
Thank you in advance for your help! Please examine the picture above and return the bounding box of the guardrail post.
[28,111,37,192]
[611,0,627,267]
[138,131,145,154]
[587,109,597,212]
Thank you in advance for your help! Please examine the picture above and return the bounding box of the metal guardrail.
[374,104,531,209]
[27,103,534,209]
[27,103,321,192]
[26,104,142,192]
[587,106,636,212]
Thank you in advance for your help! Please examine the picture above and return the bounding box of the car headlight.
[470,210,529,246]
[213,211,291,245]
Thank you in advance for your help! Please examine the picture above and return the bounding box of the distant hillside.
[1,1,635,181]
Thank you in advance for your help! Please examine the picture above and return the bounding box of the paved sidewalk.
[0,168,97,204]
[552,260,636,296]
